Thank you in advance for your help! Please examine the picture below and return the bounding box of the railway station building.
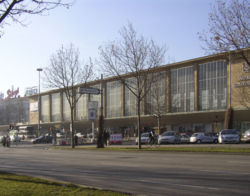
[27,48,250,136]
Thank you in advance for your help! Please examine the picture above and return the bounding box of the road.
[0,144,250,196]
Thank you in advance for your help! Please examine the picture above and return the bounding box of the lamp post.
[37,68,43,136]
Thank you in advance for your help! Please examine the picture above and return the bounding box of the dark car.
[31,135,52,144]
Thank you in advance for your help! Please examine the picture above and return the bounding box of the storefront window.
[171,66,194,112]
[198,61,227,110]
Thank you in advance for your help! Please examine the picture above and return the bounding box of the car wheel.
[214,139,218,144]
[197,140,201,144]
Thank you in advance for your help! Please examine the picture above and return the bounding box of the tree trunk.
[157,116,160,135]
[97,115,104,148]
[137,98,141,149]
[71,107,75,148]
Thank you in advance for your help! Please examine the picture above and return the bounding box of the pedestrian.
[75,135,78,146]
[103,131,109,146]
[2,136,6,147]
[6,135,10,147]
[149,130,155,145]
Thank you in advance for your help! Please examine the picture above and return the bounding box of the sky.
[0,0,217,97]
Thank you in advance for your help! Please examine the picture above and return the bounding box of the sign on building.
[88,101,98,121]
[88,109,97,121]
[30,102,38,112]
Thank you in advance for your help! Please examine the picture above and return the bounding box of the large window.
[171,66,194,112]
[146,72,166,115]
[76,93,87,120]
[106,81,121,118]
[41,95,49,122]
[63,92,71,121]
[125,78,137,116]
[51,93,61,122]
[198,61,227,110]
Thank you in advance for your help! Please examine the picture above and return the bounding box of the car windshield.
[191,133,199,137]
[221,130,237,135]
[141,133,149,137]
[244,130,250,135]
[162,132,175,136]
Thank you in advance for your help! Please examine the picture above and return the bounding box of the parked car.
[207,133,219,143]
[218,129,240,144]
[180,134,190,144]
[158,131,180,144]
[136,132,150,145]
[190,132,214,144]
[31,135,52,144]
[241,129,250,143]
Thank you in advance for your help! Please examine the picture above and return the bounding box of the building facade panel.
[41,95,49,122]
[171,66,194,113]
[106,81,122,118]
[51,93,61,122]
[198,61,227,111]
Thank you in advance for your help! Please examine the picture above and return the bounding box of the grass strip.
[0,172,130,196]
[51,146,250,153]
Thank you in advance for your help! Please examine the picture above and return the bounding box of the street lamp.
[37,68,43,136]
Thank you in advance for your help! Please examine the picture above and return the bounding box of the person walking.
[149,130,155,145]
[2,136,6,147]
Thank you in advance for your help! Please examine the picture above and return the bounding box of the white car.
[218,129,240,144]
[190,132,214,144]
[158,131,180,144]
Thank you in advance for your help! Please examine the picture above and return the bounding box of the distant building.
[0,97,29,126]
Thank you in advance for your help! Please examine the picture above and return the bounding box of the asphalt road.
[0,144,250,196]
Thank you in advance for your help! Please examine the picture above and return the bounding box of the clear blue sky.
[0,0,216,97]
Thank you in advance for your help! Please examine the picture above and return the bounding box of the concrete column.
[194,64,199,111]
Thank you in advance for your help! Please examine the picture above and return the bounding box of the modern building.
[25,48,250,136]
[0,97,29,126]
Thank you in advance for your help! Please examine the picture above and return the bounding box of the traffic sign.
[79,87,100,95]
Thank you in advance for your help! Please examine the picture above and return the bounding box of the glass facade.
[63,92,71,121]
[51,93,61,122]
[76,93,87,120]
[106,81,121,118]
[171,66,194,112]
[198,61,227,110]
[146,72,166,115]
[41,95,49,122]
[124,78,137,116]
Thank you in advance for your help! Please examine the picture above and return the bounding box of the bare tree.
[0,0,72,36]
[99,23,165,149]
[198,0,250,65]
[44,44,94,148]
